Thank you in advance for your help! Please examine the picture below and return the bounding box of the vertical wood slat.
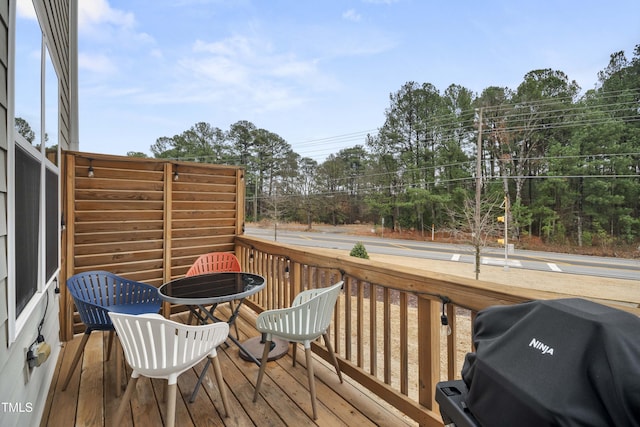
[344,277,352,362]
[383,287,391,384]
[418,298,441,411]
[303,266,310,291]
[292,262,302,302]
[262,252,269,307]
[275,256,282,308]
[357,280,364,368]
[272,256,278,307]
[263,252,270,308]
[235,169,244,235]
[333,278,342,356]
[370,283,377,376]
[400,292,408,395]
[446,303,457,380]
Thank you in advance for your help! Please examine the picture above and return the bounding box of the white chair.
[108,312,230,427]
[253,281,344,420]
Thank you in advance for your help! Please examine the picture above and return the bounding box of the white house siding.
[0,1,71,426]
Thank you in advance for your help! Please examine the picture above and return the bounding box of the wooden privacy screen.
[60,152,245,339]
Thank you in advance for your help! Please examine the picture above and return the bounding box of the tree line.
[137,45,640,248]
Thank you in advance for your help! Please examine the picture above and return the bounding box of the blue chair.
[61,271,162,395]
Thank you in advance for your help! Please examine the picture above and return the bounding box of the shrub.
[350,242,369,259]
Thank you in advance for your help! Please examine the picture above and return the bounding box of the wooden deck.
[40,310,416,427]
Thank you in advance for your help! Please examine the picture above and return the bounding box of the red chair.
[186,252,242,336]
[186,252,241,276]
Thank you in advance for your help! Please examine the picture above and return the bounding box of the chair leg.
[166,382,177,427]
[115,339,122,397]
[211,355,230,417]
[323,333,343,383]
[253,339,272,402]
[106,330,115,361]
[113,375,138,427]
[62,331,91,391]
[292,342,297,367]
[304,347,318,420]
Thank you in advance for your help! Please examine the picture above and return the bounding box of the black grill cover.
[461,298,640,427]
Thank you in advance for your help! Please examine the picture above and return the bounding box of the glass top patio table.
[158,271,265,402]
[158,272,265,306]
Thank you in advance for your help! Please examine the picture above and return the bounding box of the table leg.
[189,301,262,402]
[239,333,289,362]
[189,358,212,403]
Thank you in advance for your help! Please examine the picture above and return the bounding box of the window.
[14,145,41,316]
[46,168,59,281]
[8,0,61,343]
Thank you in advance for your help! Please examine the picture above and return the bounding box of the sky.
[15,0,640,162]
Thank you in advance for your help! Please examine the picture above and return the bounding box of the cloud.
[193,36,256,58]
[187,35,334,88]
[76,0,159,85]
[149,48,164,59]
[342,9,362,22]
[77,0,155,48]
[168,34,337,114]
[17,0,37,19]
[78,0,135,31]
[78,52,118,75]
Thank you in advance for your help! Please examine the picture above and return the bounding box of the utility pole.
[504,198,509,270]
[500,196,509,271]
[273,187,278,242]
[253,178,258,221]
[474,108,483,279]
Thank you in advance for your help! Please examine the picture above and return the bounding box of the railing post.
[61,153,75,341]
[418,297,441,411]
[162,162,173,317]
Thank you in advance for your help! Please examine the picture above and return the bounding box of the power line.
[248,172,640,203]
[162,89,639,164]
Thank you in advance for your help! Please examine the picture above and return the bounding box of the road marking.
[451,254,461,261]
[482,258,522,267]
[547,263,562,272]
[390,243,411,250]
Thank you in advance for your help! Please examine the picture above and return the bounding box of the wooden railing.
[234,235,565,427]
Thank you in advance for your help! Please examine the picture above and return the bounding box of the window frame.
[7,1,61,345]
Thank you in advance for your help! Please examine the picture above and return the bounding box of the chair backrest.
[186,252,241,276]
[67,271,160,329]
[108,312,229,383]
[295,281,344,336]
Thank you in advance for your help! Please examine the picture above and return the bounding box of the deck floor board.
[41,311,415,426]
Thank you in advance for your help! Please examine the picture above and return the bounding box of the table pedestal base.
[240,337,289,362]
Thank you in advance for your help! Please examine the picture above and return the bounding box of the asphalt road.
[245,226,640,282]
